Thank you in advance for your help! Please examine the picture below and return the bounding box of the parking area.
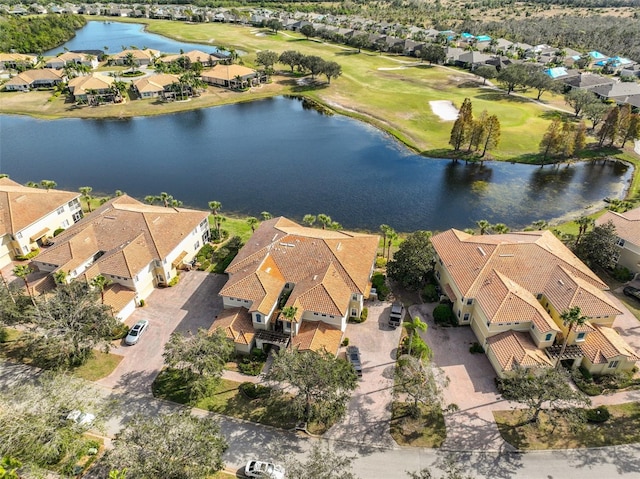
[325,300,402,449]
[97,271,226,394]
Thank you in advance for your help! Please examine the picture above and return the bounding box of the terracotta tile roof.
[596,207,640,246]
[103,283,136,314]
[157,50,217,64]
[476,271,559,333]
[0,53,35,63]
[5,69,64,86]
[68,73,114,94]
[210,307,256,346]
[112,49,160,61]
[292,320,343,355]
[543,266,622,318]
[133,73,179,92]
[36,195,207,278]
[486,331,554,372]
[580,325,640,364]
[221,217,378,318]
[0,178,80,236]
[201,64,257,81]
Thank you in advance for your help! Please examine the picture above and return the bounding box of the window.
[72,211,83,223]
[463,313,470,321]
[616,237,625,247]
[352,294,358,300]
[467,298,473,305]
[135,275,139,282]
[255,314,262,323]
[62,219,70,228]
[545,333,553,341]
[576,332,586,341]
[56,206,64,215]
[16,232,23,239]
[457,310,461,318]
[194,240,200,250]
[351,309,357,316]
[461,297,464,303]
[322,314,327,317]
[608,360,619,369]
[536,293,543,300]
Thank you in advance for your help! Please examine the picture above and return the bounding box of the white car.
[124,319,149,345]
[66,410,95,426]
[244,460,285,479]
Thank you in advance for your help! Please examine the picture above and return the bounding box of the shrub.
[469,342,484,354]
[375,256,387,268]
[401,334,432,359]
[168,275,180,287]
[360,307,368,321]
[371,272,390,300]
[15,247,40,261]
[238,357,264,376]
[341,337,349,347]
[53,227,65,237]
[422,284,439,303]
[111,323,129,340]
[613,266,633,282]
[239,382,270,400]
[250,347,267,361]
[586,405,611,423]
[433,304,457,327]
[0,327,7,343]
[139,299,145,307]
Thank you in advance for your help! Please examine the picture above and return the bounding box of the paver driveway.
[325,301,402,448]
[97,271,226,394]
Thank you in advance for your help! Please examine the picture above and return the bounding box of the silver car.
[124,319,149,345]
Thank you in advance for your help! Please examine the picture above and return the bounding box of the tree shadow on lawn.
[475,91,531,103]
[540,109,575,121]
[290,83,330,93]
[335,50,360,56]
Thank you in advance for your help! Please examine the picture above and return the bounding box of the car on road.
[623,285,640,302]
[346,345,363,378]
[124,319,149,345]
[389,302,405,328]
[244,460,285,479]
[66,410,95,426]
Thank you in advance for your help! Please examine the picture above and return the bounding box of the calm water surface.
[0,97,630,232]
[45,21,221,56]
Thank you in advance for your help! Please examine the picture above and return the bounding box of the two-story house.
[596,207,640,276]
[32,195,209,320]
[0,178,82,268]
[213,217,378,355]
[431,229,638,377]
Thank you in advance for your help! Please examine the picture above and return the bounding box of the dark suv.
[623,286,640,302]
[389,302,405,328]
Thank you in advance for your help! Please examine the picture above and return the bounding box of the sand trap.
[429,100,459,121]
[635,139,640,156]
[255,32,267,37]
[377,66,407,71]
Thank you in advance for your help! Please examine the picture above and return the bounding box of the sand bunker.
[429,100,459,121]
[635,139,640,156]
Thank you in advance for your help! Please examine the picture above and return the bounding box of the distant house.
[4,69,65,91]
[562,72,614,91]
[201,64,263,89]
[213,217,378,355]
[0,177,83,268]
[156,50,220,68]
[111,49,160,67]
[431,229,638,377]
[456,51,492,70]
[0,52,36,70]
[590,81,640,103]
[33,195,210,320]
[133,73,180,98]
[596,207,640,275]
[45,51,99,70]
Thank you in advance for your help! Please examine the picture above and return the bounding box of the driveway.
[410,304,514,452]
[325,300,402,448]
[97,271,226,394]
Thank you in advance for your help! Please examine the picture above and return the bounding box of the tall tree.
[246,216,259,232]
[279,50,303,72]
[303,214,317,227]
[539,119,563,164]
[449,98,473,151]
[497,63,529,94]
[317,213,332,229]
[387,231,435,290]
[598,106,620,147]
[395,355,448,418]
[583,102,610,131]
[39,180,57,190]
[403,316,428,357]
[574,121,587,155]
[419,44,446,64]
[349,33,370,53]
[481,114,501,157]
[555,306,587,369]
[261,211,272,221]
[528,69,557,100]
[104,411,227,479]
[79,186,93,212]
[467,110,488,152]
[255,50,279,72]
[380,224,391,256]
[564,89,599,118]
[498,367,590,425]
[619,113,640,148]
[12,265,36,307]
[265,348,357,426]
[474,65,497,85]
[574,215,595,245]
[284,442,359,479]
[322,61,342,84]
[280,305,298,349]
[476,219,492,235]
[208,200,221,216]
[299,24,316,40]
[573,220,618,270]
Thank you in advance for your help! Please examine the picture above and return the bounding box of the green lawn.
[389,402,446,447]
[494,403,640,450]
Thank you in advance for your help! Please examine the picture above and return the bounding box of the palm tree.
[386,228,398,261]
[26,181,39,188]
[124,52,136,73]
[281,305,298,349]
[91,274,112,304]
[144,195,158,205]
[114,190,124,197]
[53,270,68,285]
[492,223,510,234]
[79,186,93,212]
[13,265,36,307]
[214,215,226,239]
[380,224,391,255]
[208,201,222,216]
[476,219,492,235]
[261,211,272,221]
[159,192,172,207]
[246,217,259,232]
[574,216,594,245]
[531,220,548,230]
[302,214,316,227]
[40,180,57,190]
[555,306,587,369]
[403,315,427,357]
[317,214,332,230]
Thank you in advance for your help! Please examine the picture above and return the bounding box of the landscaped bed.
[494,402,640,449]
[389,402,446,448]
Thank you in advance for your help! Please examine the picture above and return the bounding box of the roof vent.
[272,233,278,241]
[313,275,318,281]
[558,279,565,286]
[265,267,271,273]
[477,246,486,256]
[279,242,295,247]
[499,254,514,257]
[153,216,161,224]
[337,242,342,251]
[15,195,26,202]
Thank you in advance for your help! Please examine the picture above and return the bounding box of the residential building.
[155,50,221,67]
[0,52,36,70]
[133,73,180,98]
[0,177,82,268]
[32,195,210,320]
[596,207,640,275]
[45,51,99,70]
[201,64,264,89]
[213,217,378,355]
[3,69,65,91]
[67,73,117,104]
[431,229,638,377]
[111,48,160,66]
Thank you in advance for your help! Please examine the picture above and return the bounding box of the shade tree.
[387,231,435,290]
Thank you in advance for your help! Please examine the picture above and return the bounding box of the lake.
[0,96,630,232]
[45,21,222,56]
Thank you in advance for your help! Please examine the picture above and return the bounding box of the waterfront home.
[3,69,65,91]
[67,73,117,104]
[111,48,160,67]
[132,73,180,98]
[213,217,378,354]
[45,51,99,70]
[0,52,36,70]
[155,50,220,68]
[201,64,263,89]
[0,177,82,268]
[32,195,210,320]
[596,207,640,275]
[431,229,638,377]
